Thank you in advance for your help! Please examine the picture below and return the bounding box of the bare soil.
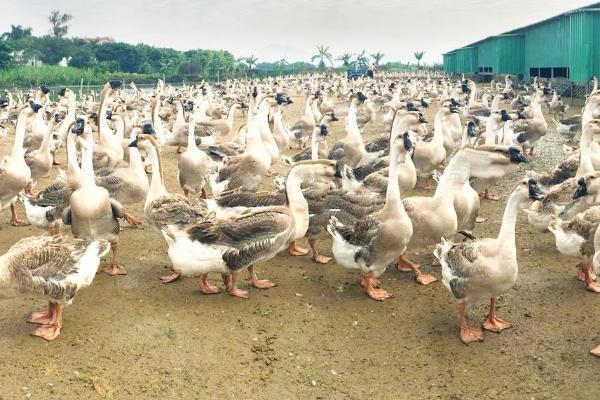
[0,92,598,399]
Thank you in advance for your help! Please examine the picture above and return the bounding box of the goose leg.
[225,273,249,299]
[396,254,418,272]
[581,262,600,293]
[577,262,597,283]
[160,271,181,283]
[481,189,500,201]
[248,265,276,289]
[198,274,219,294]
[309,239,332,264]
[183,189,189,198]
[360,273,392,301]
[9,203,29,226]
[399,255,437,285]
[34,303,63,341]
[288,241,309,256]
[123,212,143,226]
[28,302,56,325]
[482,298,512,332]
[100,242,127,276]
[200,187,207,199]
[459,303,483,344]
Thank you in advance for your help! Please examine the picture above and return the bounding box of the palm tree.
[243,55,258,77]
[414,51,425,67]
[370,52,384,67]
[276,58,288,76]
[355,50,368,67]
[311,45,333,70]
[336,53,353,69]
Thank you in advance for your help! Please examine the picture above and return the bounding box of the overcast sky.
[0,0,594,64]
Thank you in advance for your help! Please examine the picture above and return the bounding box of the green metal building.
[442,2,600,82]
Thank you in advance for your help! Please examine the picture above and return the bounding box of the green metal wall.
[476,39,497,72]
[522,16,570,79]
[443,52,456,73]
[442,7,600,82]
[455,47,477,73]
[496,35,524,75]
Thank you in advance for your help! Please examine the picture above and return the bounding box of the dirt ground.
[0,88,599,399]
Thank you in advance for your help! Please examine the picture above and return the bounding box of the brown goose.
[0,234,110,341]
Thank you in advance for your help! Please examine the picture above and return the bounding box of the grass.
[0,66,163,90]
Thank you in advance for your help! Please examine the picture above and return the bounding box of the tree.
[355,50,368,67]
[68,41,95,69]
[311,45,333,70]
[275,58,288,75]
[49,10,73,38]
[370,52,384,67]
[2,25,32,41]
[36,36,72,65]
[243,55,258,76]
[0,40,13,70]
[336,53,352,69]
[414,51,425,67]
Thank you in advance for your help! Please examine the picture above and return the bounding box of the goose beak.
[30,102,43,113]
[402,132,413,150]
[128,138,138,148]
[573,177,588,200]
[449,104,459,113]
[330,113,339,122]
[467,123,476,137]
[40,85,50,94]
[508,147,529,163]
[501,111,512,122]
[528,179,544,200]
[58,88,66,96]
[418,113,427,123]
[109,80,123,89]
[106,110,113,120]
[406,102,418,112]
[72,119,85,135]
[320,125,329,136]
[142,123,156,135]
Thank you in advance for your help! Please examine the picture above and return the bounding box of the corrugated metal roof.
[446,2,600,52]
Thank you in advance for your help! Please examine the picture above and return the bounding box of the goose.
[133,132,212,284]
[52,87,77,163]
[434,178,544,344]
[256,95,281,172]
[287,124,331,163]
[177,116,211,198]
[328,96,382,167]
[62,119,128,276]
[548,90,568,118]
[0,104,35,226]
[95,125,149,225]
[289,95,316,148]
[20,119,84,234]
[196,102,242,137]
[209,107,270,194]
[0,234,110,341]
[271,102,291,151]
[412,105,450,187]
[162,159,342,298]
[24,116,57,195]
[399,145,530,283]
[327,113,417,300]
[513,92,548,156]
[93,81,124,170]
[553,114,582,136]
[548,199,600,294]
[361,132,417,194]
[523,120,600,232]
[355,92,376,130]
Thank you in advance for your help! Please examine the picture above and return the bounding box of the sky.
[0,0,595,64]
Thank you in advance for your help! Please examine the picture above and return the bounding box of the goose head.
[573,170,600,201]
[466,121,477,137]
[514,178,544,207]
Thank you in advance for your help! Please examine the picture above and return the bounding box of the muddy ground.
[0,88,598,399]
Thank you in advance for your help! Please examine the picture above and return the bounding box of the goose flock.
[0,72,600,356]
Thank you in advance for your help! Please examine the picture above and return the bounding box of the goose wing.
[6,235,110,300]
[188,209,291,270]
[216,190,285,208]
[440,238,496,299]
[149,195,209,228]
